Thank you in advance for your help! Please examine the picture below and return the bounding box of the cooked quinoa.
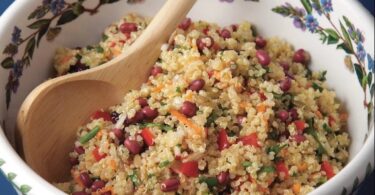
[54,14,350,195]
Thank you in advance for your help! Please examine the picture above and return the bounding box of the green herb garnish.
[242,161,253,168]
[266,144,288,155]
[102,34,109,41]
[96,46,104,53]
[128,171,140,186]
[199,177,218,188]
[319,70,327,81]
[176,87,182,93]
[259,166,276,173]
[140,123,174,132]
[205,112,218,127]
[306,118,327,155]
[323,123,333,133]
[312,82,323,92]
[79,126,100,144]
[159,160,170,168]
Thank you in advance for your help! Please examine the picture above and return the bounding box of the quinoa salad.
[55,14,351,195]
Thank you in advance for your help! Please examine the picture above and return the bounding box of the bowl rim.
[0,0,373,194]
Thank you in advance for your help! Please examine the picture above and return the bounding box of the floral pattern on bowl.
[0,0,373,194]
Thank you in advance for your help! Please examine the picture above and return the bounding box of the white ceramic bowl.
[0,0,373,194]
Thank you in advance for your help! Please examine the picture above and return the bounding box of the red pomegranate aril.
[197,36,214,52]
[289,108,298,120]
[72,191,89,195]
[180,101,198,118]
[256,50,271,66]
[113,128,124,141]
[293,49,310,65]
[80,172,93,188]
[220,29,231,39]
[70,157,79,166]
[161,178,180,192]
[293,134,306,143]
[218,129,230,151]
[278,110,289,122]
[137,97,148,107]
[255,36,267,49]
[189,79,205,92]
[119,22,138,34]
[150,66,163,77]
[280,77,292,92]
[217,171,230,185]
[178,18,192,31]
[124,138,142,154]
[75,146,85,155]
[91,180,106,191]
[279,61,290,71]
[142,106,158,120]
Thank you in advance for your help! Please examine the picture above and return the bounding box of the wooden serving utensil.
[17,0,196,182]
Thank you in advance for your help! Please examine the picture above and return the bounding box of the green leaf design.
[368,72,373,88]
[354,64,364,87]
[0,159,5,166]
[6,88,11,109]
[370,84,375,98]
[3,44,18,55]
[300,0,312,14]
[341,187,347,195]
[25,37,36,59]
[1,57,14,69]
[7,172,17,180]
[72,3,84,15]
[342,16,354,30]
[351,177,359,192]
[339,21,354,52]
[46,27,62,41]
[324,29,340,45]
[100,0,120,4]
[311,0,322,12]
[36,24,50,47]
[272,6,291,16]
[57,10,80,26]
[366,163,373,178]
[27,19,51,30]
[319,32,328,44]
[362,75,368,89]
[337,42,354,54]
[28,5,49,20]
[20,184,32,194]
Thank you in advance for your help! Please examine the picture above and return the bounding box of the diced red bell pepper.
[92,147,107,162]
[328,115,335,127]
[179,161,199,177]
[321,161,335,179]
[259,92,267,101]
[292,134,306,143]
[141,128,155,146]
[217,129,230,151]
[294,120,306,134]
[276,162,289,180]
[238,133,260,147]
[91,110,112,122]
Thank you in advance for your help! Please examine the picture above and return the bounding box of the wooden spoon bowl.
[16,0,196,183]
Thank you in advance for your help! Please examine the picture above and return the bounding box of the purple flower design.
[13,60,23,78]
[293,17,306,31]
[356,29,365,43]
[356,43,366,62]
[11,26,21,44]
[367,54,374,72]
[320,0,333,13]
[43,0,65,15]
[305,14,319,33]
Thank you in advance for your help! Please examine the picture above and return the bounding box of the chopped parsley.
[312,82,323,92]
[140,123,174,132]
[242,161,253,168]
[159,160,170,168]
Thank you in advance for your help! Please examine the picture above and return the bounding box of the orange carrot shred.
[170,109,205,138]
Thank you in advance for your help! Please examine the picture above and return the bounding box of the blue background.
[0,0,374,194]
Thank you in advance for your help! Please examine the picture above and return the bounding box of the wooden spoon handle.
[48,0,196,94]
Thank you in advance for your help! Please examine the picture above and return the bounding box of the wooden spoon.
[16,0,196,182]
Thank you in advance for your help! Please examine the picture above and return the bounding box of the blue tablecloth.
[0,0,374,194]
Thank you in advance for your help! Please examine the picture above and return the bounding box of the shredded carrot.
[340,112,348,122]
[185,93,193,101]
[110,47,121,57]
[95,130,103,139]
[315,110,323,119]
[108,159,117,170]
[298,162,308,172]
[153,85,164,93]
[170,109,205,138]
[93,186,113,195]
[256,104,267,113]
[72,170,84,188]
[258,185,269,193]
[292,183,301,194]
[239,102,248,109]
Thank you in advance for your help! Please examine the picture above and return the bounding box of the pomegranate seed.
[256,50,271,66]
[119,22,138,34]
[142,106,158,120]
[180,101,198,118]
[150,66,163,77]
[161,178,180,192]
[196,36,214,52]
[79,172,93,188]
[278,110,289,122]
[280,77,292,92]
[137,97,148,107]
[293,49,310,65]
[289,108,299,120]
[178,18,192,31]
[124,138,142,154]
[74,146,85,155]
[189,79,205,92]
[220,29,231,39]
[255,36,267,49]
[217,171,230,185]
